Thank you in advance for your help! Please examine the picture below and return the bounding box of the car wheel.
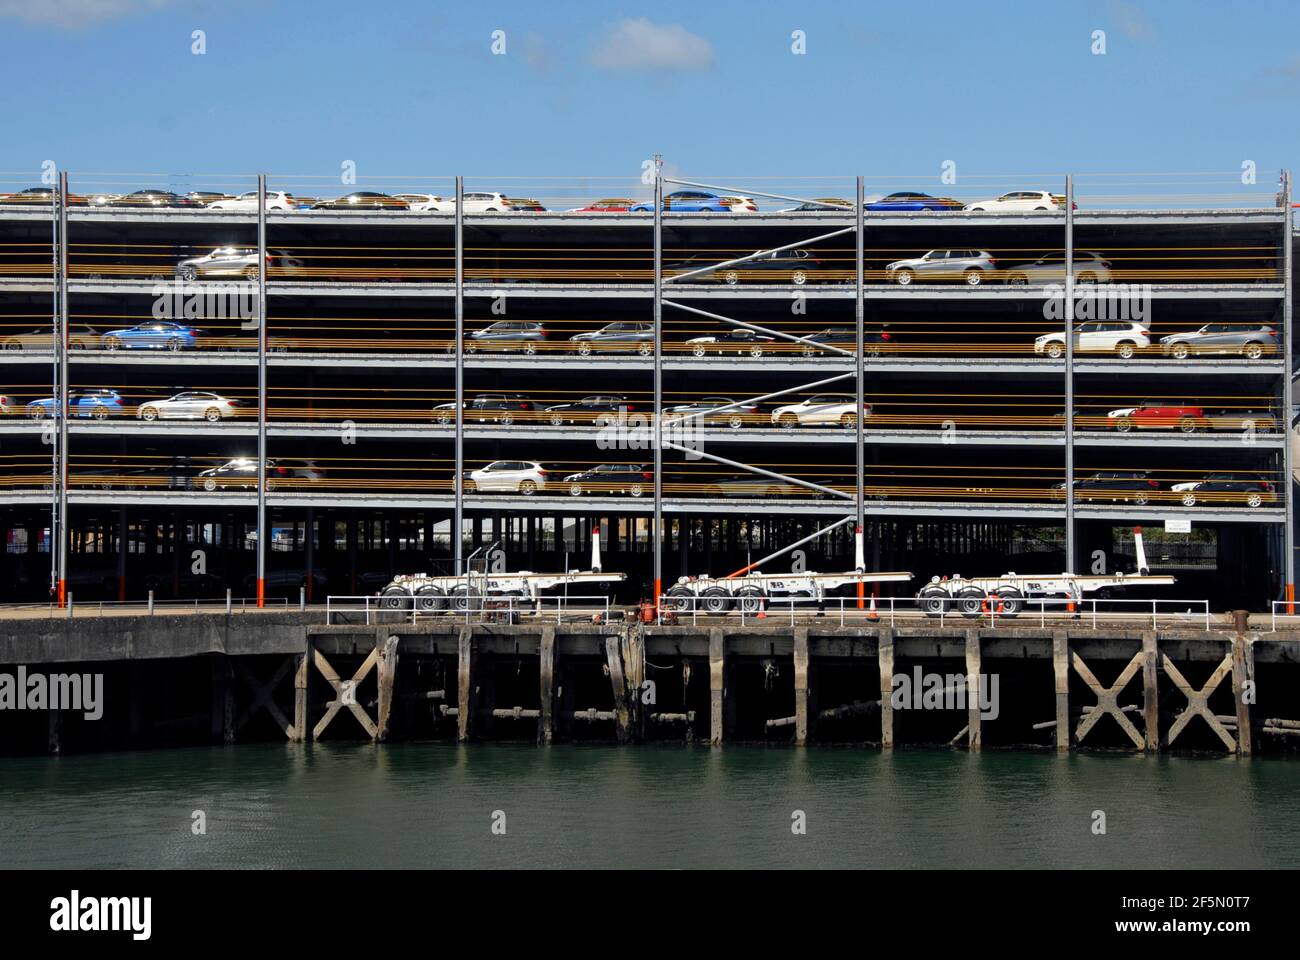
[1007,274,1028,287]
[1134,492,1150,506]
[578,342,592,357]
[800,343,817,358]
[895,269,914,286]
[569,482,583,497]
[1046,342,1064,359]
[499,412,514,426]
[550,412,564,426]
[141,406,159,421]
[434,411,452,425]
[1034,206,1049,211]
[1243,342,1264,360]
[1178,416,1198,434]
[105,337,121,351]
[244,266,260,281]
[840,412,857,429]
[791,270,808,285]
[628,483,644,497]
[1247,491,1263,508]
[464,342,477,355]
[748,344,764,358]
[964,269,982,286]
[2,340,20,351]
[1114,417,1133,433]
[27,406,47,420]
[778,413,798,430]
[179,266,198,282]
[1115,342,1136,359]
[519,480,537,496]
[1077,271,1097,285]
[91,405,109,420]
[1181,492,1197,507]
[728,414,744,430]
[638,342,652,356]
[204,407,222,422]
[1170,343,1190,360]
[723,271,739,285]
[203,477,217,492]
[523,341,538,356]
[166,337,182,351]
[865,344,882,359]
[692,344,707,357]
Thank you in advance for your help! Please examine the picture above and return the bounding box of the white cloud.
[591,17,714,73]
[0,0,176,28]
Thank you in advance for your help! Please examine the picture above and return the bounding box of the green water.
[1,745,1297,869]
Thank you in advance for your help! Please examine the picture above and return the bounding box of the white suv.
[468,460,551,494]
[1034,321,1151,359]
[771,394,873,429]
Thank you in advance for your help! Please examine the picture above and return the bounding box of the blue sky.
[0,0,1296,193]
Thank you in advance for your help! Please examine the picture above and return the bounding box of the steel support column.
[1283,170,1294,609]
[1064,174,1075,575]
[55,172,69,606]
[855,175,865,599]
[454,175,465,573]
[255,173,268,606]
[653,159,663,608]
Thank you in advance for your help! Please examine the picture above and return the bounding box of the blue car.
[26,389,126,420]
[101,321,203,351]
[865,191,964,212]
[630,190,758,213]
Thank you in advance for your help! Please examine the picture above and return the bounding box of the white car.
[460,192,518,213]
[468,460,552,495]
[1034,321,1152,359]
[206,191,300,212]
[0,394,16,416]
[395,193,455,212]
[771,394,872,429]
[964,191,1070,213]
[1004,251,1113,285]
[138,391,242,422]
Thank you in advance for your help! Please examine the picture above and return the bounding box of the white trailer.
[378,527,624,612]
[916,526,1175,618]
[661,523,912,614]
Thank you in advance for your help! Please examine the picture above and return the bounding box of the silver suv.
[885,250,999,286]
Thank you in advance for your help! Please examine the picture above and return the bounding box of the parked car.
[963,191,1073,213]
[685,328,777,357]
[0,394,16,416]
[431,394,536,425]
[1205,408,1279,432]
[563,464,653,496]
[1034,321,1151,359]
[1106,400,1206,433]
[771,394,872,428]
[572,198,635,212]
[196,458,323,491]
[799,325,893,357]
[1159,323,1278,359]
[544,395,637,425]
[138,391,241,422]
[2,324,101,351]
[661,397,760,429]
[466,321,548,354]
[708,475,823,499]
[885,250,999,286]
[185,191,232,206]
[467,460,551,495]
[175,247,304,281]
[107,190,203,208]
[1170,473,1277,508]
[394,194,454,212]
[456,192,530,213]
[310,192,409,210]
[1053,471,1160,504]
[865,192,963,212]
[569,322,653,355]
[27,389,125,420]
[205,191,300,212]
[717,249,825,285]
[778,198,851,212]
[630,191,758,212]
[0,186,87,207]
[1004,250,1112,285]
[102,321,203,351]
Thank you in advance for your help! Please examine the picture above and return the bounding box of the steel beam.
[455,175,465,573]
[256,173,268,606]
[55,171,69,606]
[1064,174,1075,575]
[1284,170,1294,609]
[653,159,663,607]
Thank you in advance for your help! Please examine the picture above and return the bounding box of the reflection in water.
[1,744,1295,869]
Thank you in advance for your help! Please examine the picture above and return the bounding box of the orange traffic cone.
[867,588,879,622]
[756,598,767,619]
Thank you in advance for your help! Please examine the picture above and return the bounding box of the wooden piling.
[793,626,809,746]
[375,634,399,742]
[1231,635,1253,757]
[1051,632,1069,753]
[47,708,62,755]
[878,628,894,749]
[605,635,631,743]
[964,630,981,751]
[457,625,475,743]
[1141,631,1159,753]
[708,627,724,745]
[211,655,235,744]
[292,643,310,742]
[538,625,556,744]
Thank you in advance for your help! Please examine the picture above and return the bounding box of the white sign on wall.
[1164,519,1192,534]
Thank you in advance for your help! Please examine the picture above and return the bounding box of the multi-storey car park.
[0,168,1295,615]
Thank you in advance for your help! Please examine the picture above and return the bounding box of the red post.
[57,578,66,609]
[257,577,265,608]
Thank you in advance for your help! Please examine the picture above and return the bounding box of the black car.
[685,327,777,357]
[431,394,537,425]
[1054,471,1160,504]
[0,186,87,207]
[107,190,203,209]
[1174,473,1277,508]
[707,474,827,499]
[799,324,893,357]
[562,463,653,497]
[544,395,639,425]
[310,191,409,210]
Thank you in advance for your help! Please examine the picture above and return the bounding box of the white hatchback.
[1034,321,1152,359]
[771,394,872,429]
[964,191,1069,213]
[468,460,551,495]
[206,190,300,212]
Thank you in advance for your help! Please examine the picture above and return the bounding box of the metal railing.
[0,589,289,619]
[1268,600,1300,631]
[325,593,612,626]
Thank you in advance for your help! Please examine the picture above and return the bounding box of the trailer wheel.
[918,587,949,616]
[956,587,985,618]
[380,586,409,610]
[448,585,482,613]
[995,587,1024,617]
[415,585,446,613]
[701,587,732,614]
[735,587,766,614]
[664,585,694,612]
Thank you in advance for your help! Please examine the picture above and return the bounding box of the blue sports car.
[630,190,758,213]
[865,192,964,212]
[101,321,203,351]
[26,389,126,420]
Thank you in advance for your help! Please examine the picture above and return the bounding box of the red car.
[1107,399,1205,433]
[574,198,635,212]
